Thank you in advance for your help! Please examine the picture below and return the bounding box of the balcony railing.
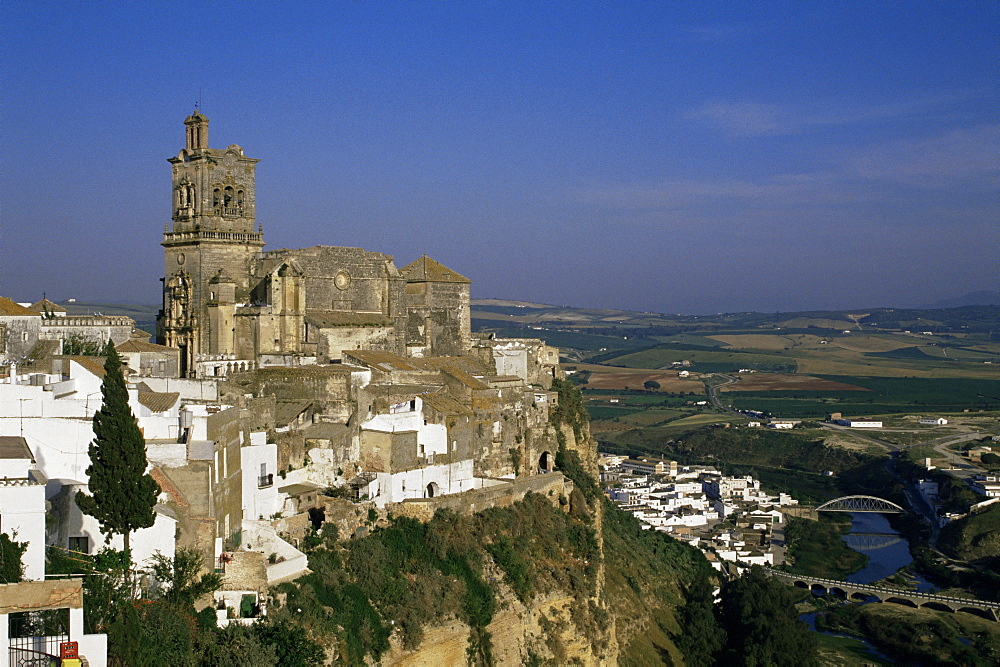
[163,230,263,244]
[258,474,273,489]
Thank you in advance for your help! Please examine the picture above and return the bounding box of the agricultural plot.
[720,373,868,392]
[723,376,1000,417]
[709,333,825,351]
[597,346,799,373]
[575,367,704,393]
[647,334,729,347]
[828,335,918,353]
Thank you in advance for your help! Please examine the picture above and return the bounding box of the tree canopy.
[0,532,26,583]
[716,566,818,666]
[76,340,160,556]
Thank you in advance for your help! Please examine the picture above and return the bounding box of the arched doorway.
[539,451,552,473]
[426,482,439,498]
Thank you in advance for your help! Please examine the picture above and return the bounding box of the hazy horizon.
[24,289,1000,320]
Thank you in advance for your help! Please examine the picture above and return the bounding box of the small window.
[68,536,89,553]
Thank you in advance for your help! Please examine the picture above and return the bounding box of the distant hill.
[920,291,1000,309]
[471,300,1000,351]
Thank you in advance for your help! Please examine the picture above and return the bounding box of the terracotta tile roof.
[274,400,312,427]
[344,350,419,372]
[137,391,180,413]
[302,422,350,441]
[70,356,106,378]
[442,367,489,389]
[117,340,177,353]
[29,298,67,313]
[400,255,471,284]
[0,436,34,461]
[342,351,492,385]
[420,392,472,416]
[0,297,40,316]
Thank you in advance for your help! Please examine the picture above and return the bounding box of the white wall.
[0,481,46,580]
[67,360,104,397]
[74,507,177,568]
[364,459,507,507]
[361,397,449,457]
[138,377,219,402]
[493,348,528,380]
[241,433,278,521]
[0,416,94,483]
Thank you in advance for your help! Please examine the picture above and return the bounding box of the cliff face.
[381,589,618,665]
[269,381,703,665]
[374,420,694,665]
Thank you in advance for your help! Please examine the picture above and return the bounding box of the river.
[841,512,935,591]
[799,511,934,662]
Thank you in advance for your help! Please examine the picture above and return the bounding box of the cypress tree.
[76,340,160,557]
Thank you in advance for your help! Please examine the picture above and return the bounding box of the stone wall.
[262,246,402,315]
[317,324,399,361]
[248,366,354,407]
[0,579,83,613]
[40,316,134,345]
[405,280,470,357]
[208,407,245,546]
[0,315,41,362]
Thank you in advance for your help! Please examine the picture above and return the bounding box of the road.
[704,374,741,415]
[819,422,902,452]
[927,433,988,480]
[819,425,988,481]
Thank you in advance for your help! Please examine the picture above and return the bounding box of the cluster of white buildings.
[600,454,798,570]
[0,355,298,665]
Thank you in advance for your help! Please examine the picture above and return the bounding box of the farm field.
[475,300,999,454]
[719,373,868,392]
[571,364,705,393]
[721,377,1000,417]
[595,339,1000,379]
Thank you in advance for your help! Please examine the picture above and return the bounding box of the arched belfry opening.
[184,109,209,151]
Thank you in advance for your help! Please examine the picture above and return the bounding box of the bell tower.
[157,110,264,374]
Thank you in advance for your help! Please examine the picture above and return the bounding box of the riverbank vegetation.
[816,603,999,665]
[783,516,867,579]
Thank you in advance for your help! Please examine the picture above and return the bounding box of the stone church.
[157,111,470,375]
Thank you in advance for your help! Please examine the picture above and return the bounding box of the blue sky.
[1,1,997,314]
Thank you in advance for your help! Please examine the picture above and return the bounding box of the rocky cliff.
[267,381,707,665]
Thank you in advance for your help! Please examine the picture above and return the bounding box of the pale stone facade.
[157,111,472,375]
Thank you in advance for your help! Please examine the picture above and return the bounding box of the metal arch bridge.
[816,495,905,513]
